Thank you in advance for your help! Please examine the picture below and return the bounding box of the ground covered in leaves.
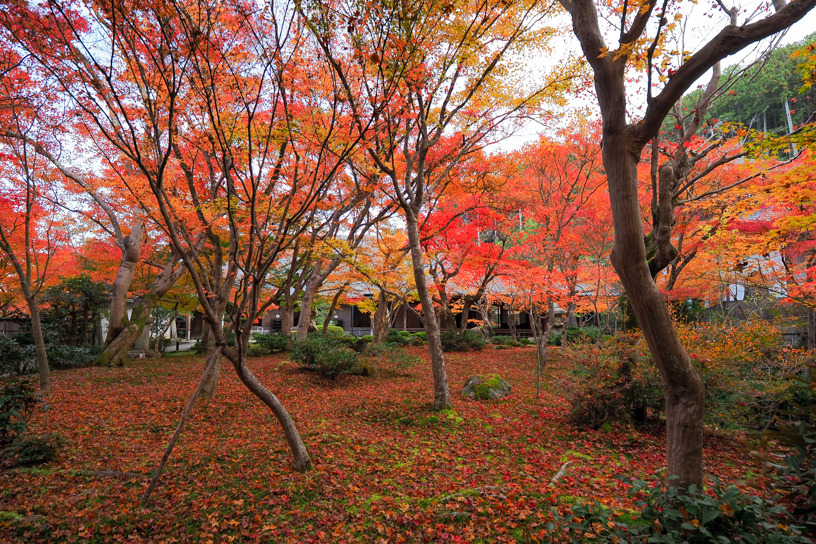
[0,347,756,543]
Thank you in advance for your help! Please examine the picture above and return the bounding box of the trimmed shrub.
[325,325,346,337]
[549,326,601,346]
[335,335,370,353]
[440,330,485,352]
[47,344,100,369]
[551,476,811,543]
[247,345,268,357]
[253,332,289,353]
[291,335,362,379]
[385,329,410,346]
[490,335,523,348]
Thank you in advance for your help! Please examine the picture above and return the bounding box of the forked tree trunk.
[296,258,343,341]
[406,216,450,410]
[105,225,144,345]
[97,254,184,366]
[603,132,705,489]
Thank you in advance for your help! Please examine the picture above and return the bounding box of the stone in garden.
[462,375,511,400]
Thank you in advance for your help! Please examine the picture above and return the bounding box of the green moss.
[474,374,502,400]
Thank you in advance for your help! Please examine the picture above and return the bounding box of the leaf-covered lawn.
[0,347,753,543]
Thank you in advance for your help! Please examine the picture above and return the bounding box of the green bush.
[47,344,100,369]
[0,381,39,448]
[385,329,410,345]
[247,345,268,357]
[549,326,601,346]
[551,476,811,543]
[440,330,485,352]
[360,335,374,343]
[0,337,36,375]
[253,332,289,353]
[563,338,663,429]
[490,335,523,348]
[3,434,61,466]
[325,325,346,337]
[291,335,362,379]
[411,332,426,341]
[335,335,370,353]
[755,362,816,530]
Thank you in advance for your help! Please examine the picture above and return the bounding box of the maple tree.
[0,0,370,475]
[0,53,74,391]
[303,0,576,410]
[559,0,816,488]
[509,124,606,359]
[345,226,417,343]
[423,153,514,337]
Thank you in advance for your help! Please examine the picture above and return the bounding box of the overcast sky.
[494,4,816,151]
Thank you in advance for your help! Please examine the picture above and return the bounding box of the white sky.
[496,4,816,151]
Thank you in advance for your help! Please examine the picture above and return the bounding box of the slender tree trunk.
[231,354,311,472]
[281,300,294,349]
[808,307,815,351]
[321,285,346,335]
[27,297,50,392]
[508,306,517,340]
[296,259,323,341]
[406,216,450,410]
[604,132,705,489]
[372,288,388,344]
[81,305,90,346]
[459,297,473,335]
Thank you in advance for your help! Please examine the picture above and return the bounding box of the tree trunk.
[281,300,294,349]
[27,296,50,392]
[200,298,228,399]
[296,259,323,341]
[604,132,705,490]
[105,224,145,344]
[97,255,184,366]
[508,306,517,340]
[81,305,90,346]
[808,306,814,351]
[96,298,153,366]
[406,216,450,410]
[231,354,311,472]
[322,285,346,335]
[199,334,221,401]
[372,288,388,344]
[459,297,473,335]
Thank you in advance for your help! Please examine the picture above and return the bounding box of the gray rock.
[462,375,511,400]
